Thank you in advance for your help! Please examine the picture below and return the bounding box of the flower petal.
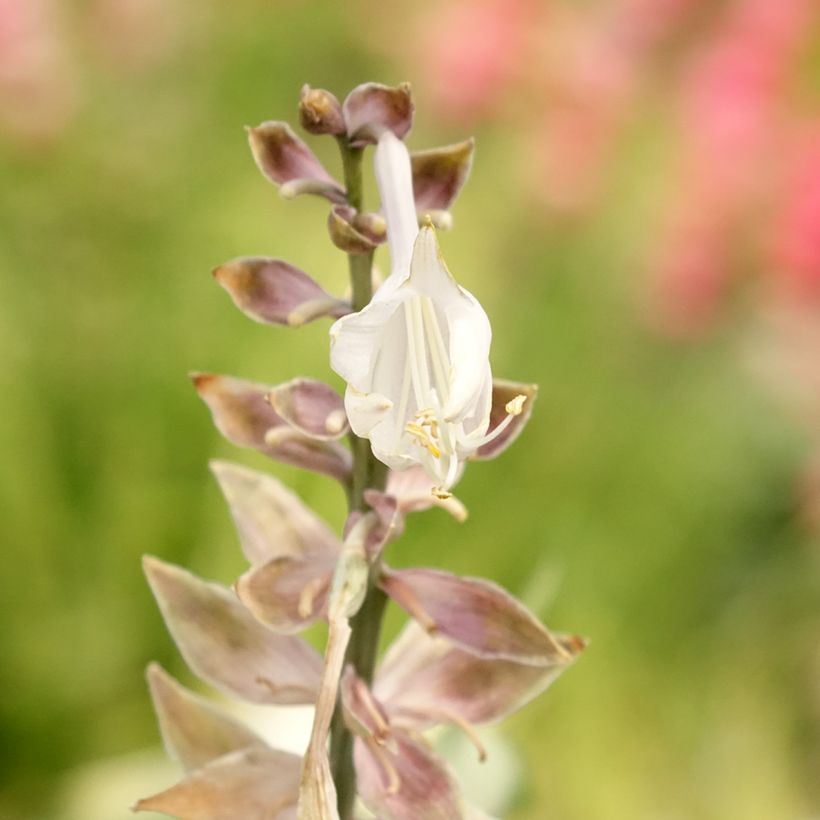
[268,378,350,441]
[210,461,341,567]
[299,85,345,136]
[330,296,409,393]
[343,82,413,147]
[144,556,323,704]
[354,728,465,820]
[375,622,585,728]
[379,567,569,664]
[474,380,538,461]
[411,139,475,213]
[406,226,493,426]
[328,205,379,254]
[146,663,267,772]
[374,131,419,285]
[192,373,352,483]
[134,746,301,819]
[213,257,350,327]
[339,669,465,819]
[236,553,336,633]
[247,121,345,203]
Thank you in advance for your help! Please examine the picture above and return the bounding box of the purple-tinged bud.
[237,552,336,634]
[191,373,352,482]
[375,622,585,731]
[411,138,475,213]
[142,556,323,705]
[247,121,346,203]
[213,256,350,327]
[379,567,569,664]
[299,84,345,136]
[267,378,350,441]
[342,82,414,146]
[328,204,380,254]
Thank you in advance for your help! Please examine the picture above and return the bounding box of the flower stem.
[329,137,389,819]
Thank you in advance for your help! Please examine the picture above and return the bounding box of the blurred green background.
[1,1,818,818]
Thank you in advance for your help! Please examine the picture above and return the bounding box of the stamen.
[255,677,312,700]
[354,678,391,740]
[405,422,441,458]
[297,577,325,619]
[430,709,487,763]
[421,297,450,404]
[392,352,412,450]
[324,409,348,435]
[465,394,528,449]
[505,394,527,415]
[403,299,429,409]
[365,735,402,795]
[382,571,438,635]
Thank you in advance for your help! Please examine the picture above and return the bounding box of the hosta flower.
[330,131,525,495]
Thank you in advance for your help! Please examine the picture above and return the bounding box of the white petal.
[374,131,418,291]
[406,227,493,424]
[344,386,393,437]
[443,293,492,423]
[330,295,406,392]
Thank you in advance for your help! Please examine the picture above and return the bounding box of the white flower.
[331,132,520,495]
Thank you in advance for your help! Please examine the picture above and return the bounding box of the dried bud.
[299,85,345,135]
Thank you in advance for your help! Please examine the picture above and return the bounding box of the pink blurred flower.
[416,0,541,125]
[0,0,78,142]
[648,0,815,335]
[768,123,820,302]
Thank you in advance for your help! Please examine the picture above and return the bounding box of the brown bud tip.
[189,372,217,392]
[299,85,345,136]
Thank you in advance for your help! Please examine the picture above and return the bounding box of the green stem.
[329,137,389,819]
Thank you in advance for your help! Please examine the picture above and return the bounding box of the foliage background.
[1,1,818,818]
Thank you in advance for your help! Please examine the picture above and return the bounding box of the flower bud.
[343,82,414,146]
[328,205,379,254]
[299,85,345,135]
